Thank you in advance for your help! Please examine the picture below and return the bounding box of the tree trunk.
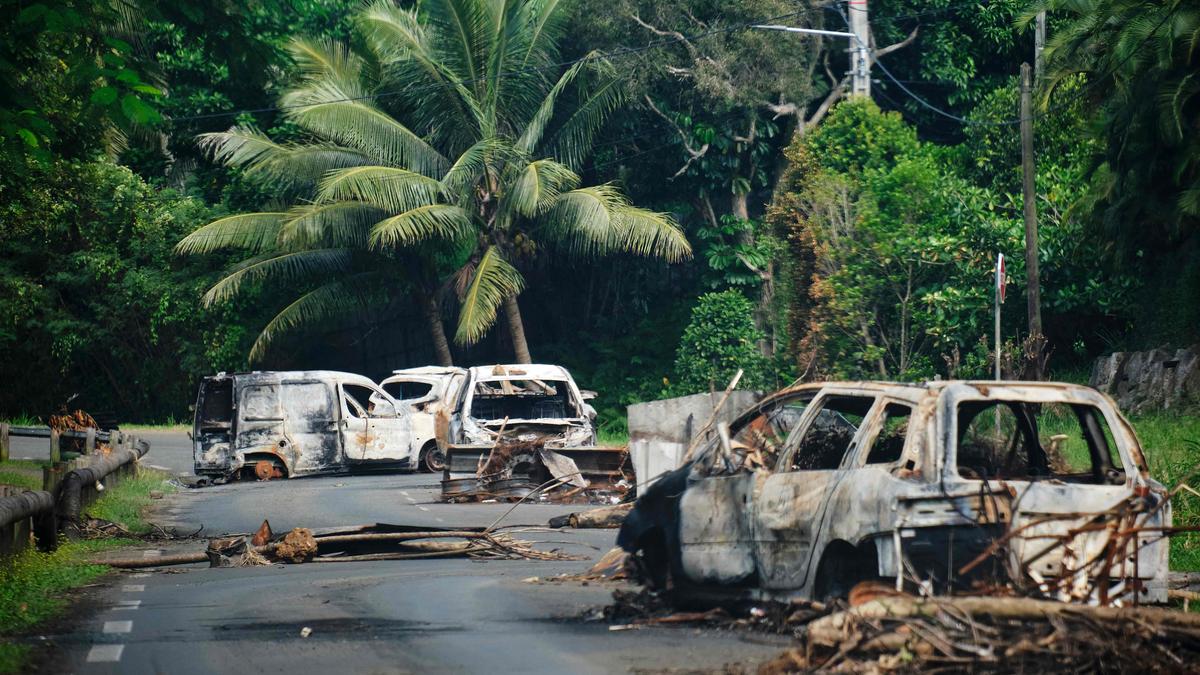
[503,294,532,364]
[419,291,453,366]
[732,192,749,221]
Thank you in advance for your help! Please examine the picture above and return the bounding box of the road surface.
[36,433,789,673]
[8,429,194,475]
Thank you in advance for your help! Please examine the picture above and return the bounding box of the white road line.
[122,584,145,592]
[435,517,445,523]
[417,506,429,511]
[130,573,151,578]
[400,491,409,496]
[103,620,133,634]
[113,600,141,610]
[141,550,160,558]
[87,645,124,662]
[405,497,417,503]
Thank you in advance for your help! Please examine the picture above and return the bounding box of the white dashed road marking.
[405,497,417,503]
[113,600,141,610]
[141,549,161,558]
[87,645,124,663]
[122,584,145,592]
[130,572,151,578]
[103,620,133,634]
[418,506,429,511]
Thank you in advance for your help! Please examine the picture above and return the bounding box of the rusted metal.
[619,380,1174,605]
[439,364,630,503]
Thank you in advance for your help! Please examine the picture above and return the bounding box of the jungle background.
[1,0,1197,435]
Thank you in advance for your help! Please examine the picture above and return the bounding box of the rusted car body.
[441,364,626,498]
[192,371,418,481]
[377,366,467,472]
[619,381,1170,604]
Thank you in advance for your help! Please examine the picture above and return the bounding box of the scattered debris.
[251,519,273,547]
[548,503,632,529]
[299,626,312,638]
[759,594,1200,673]
[94,523,583,568]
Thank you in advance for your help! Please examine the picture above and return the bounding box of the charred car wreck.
[193,371,419,481]
[619,381,1171,605]
[441,365,627,501]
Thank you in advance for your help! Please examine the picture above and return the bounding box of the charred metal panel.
[679,473,759,584]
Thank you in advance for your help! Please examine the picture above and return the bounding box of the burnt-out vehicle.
[376,366,467,472]
[619,381,1171,604]
[193,371,417,481]
[441,364,626,498]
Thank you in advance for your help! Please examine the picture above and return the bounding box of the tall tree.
[176,0,690,364]
[1031,0,1199,250]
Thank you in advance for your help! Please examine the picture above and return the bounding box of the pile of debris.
[96,521,584,568]
[442,438,632,504]
[759,594,1200,673]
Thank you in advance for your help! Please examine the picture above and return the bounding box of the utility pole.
[848,0,871,97]
[1034,11,1047,83]
[1020,63,1044,378]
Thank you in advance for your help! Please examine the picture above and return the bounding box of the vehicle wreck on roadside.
[618,381,1173,606]
[192,371,419,482]
[376,366,467,472]
[440,364,628,502]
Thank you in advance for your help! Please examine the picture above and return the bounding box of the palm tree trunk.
[419,291,454,366]
[503,294,532,364]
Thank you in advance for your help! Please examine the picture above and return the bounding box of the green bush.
[671,290,769,395]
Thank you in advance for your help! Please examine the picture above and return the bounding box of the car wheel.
[421,442,446,473]
[813,542,874,602]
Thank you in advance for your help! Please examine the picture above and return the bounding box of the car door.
[676,392,816,585]
[752,393,879,590]
[339,382,414,463]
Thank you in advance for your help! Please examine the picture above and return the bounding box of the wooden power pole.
[1020,63,1044,378]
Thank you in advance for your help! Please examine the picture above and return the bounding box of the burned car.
[619,381,1171,604]
[376,366,467,472]
[441,364,626,499]
[193,371,419,481]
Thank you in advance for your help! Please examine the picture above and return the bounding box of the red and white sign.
[995,253,1006,303]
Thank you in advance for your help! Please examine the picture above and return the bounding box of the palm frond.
[278,202,387,249]
[202,249,355,306]
[455,246,525,345]
[440,137,517,197]
[175,213,286,255]
[287,37,368,94]
[317,166,443,213]
[281,81,449,176]
[541,71,626,169]
[538,185,690,261]
[504,158,579,217]
[249,273,388,362]
[198,128,372,185]
[370,204,474,248]
[424,0,491,82]
[515,56,587,154]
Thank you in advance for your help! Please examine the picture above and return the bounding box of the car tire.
[420,442,446,473]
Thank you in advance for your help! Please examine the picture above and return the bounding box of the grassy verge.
[1128,412,1200,572]
[597,428,630,447]
[0,460,46,492]
[0,467,172,672]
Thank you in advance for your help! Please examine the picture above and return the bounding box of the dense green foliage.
[0,0,1196,425]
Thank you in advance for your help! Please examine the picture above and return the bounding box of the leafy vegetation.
[0,467,171,673]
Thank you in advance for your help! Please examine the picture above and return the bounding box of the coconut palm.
[176,0,690,364]
[1026,0,1199,246]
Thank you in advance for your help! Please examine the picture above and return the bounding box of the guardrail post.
[0,423,9,462]
[85,427,96,455]
[49,428,61,463]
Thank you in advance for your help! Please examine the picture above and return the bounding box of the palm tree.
[1026,0,1199,246]
[176,0,691,364]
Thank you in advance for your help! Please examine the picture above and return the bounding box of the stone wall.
[1090,346,1200,414]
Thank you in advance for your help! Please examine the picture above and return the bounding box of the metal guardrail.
[0,424,151,556]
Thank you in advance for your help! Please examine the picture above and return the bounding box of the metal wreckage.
[190,365,631,502]
[618,381,1187,606]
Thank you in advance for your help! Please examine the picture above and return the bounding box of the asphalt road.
[40,433,790,673]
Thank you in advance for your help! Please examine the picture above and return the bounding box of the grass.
[119,422,189,432]
[597,428,630,447]
[1128,412,1200,572]
[0,460,47,492]
[86,471,175,534]
[0,467,172,672]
